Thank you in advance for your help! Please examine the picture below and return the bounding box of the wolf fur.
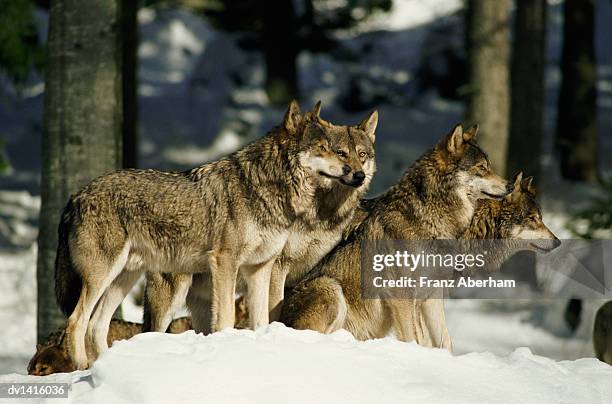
[594,300,612,365]
[418,173,561,349]
[143,105,378,332]
[141,273,250,331]
[55,100,355,369]
[27,317,192,376]
[280,124,508,345]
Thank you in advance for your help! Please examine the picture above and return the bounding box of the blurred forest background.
[0,0,611,373]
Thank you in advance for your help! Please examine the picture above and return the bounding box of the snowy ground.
[0,0,611,391]
[1,324,611,404]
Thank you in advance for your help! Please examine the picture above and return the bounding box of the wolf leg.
[243,258,275,329]
[186,273,213,334]
[209,252,239,332]
[420,297,452,351]
[87,269,143,362]
[143,272,192,332]
[268,260,287,322]
[283,277,347,333]
[389,299,421,343]
[66,242,130,370]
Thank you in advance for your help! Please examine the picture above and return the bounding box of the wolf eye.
[319,145,327,152]
[336,150,348,158]
[359,151,367,158]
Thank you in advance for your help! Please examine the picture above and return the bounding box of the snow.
[1,324,610,404]
[0,192,39,371]
[0,244,36,358]
[1,0,612,391]
[446,300,596,360]
[367,0,463,32]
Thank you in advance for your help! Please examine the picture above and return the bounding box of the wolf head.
[283,100,377,189]
[498,172,561,253]
[438,124,508,202]
[27,343,74,376]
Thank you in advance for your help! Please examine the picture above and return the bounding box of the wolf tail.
[54,199,82,317]
[281,276,347,334]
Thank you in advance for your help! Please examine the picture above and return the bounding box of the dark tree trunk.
[506,0,547,289]
[556,0,599,183]
[507,0,547,182]
[121,0,138,169]
[38,0,123,343]
[261,0,299,105]
[465,0,511,176]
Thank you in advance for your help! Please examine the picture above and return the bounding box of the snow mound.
[4,323,611,404]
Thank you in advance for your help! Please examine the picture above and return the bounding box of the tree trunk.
[504,0,547,290]
[507,0,547,182]
[37,0,123,343]
[556,0,599,183]
[464,0,511,176]
[261,0,299,105]
[121,0,138,169]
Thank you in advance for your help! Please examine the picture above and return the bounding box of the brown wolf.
[462,174,556,241]
[55,100,356,369]
[280,124,508,345]
[417,173,560,349]
[594,300,612,365]
[27,317,192,376]
[143,105,378,333]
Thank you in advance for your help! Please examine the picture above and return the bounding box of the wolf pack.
[28,101,612,376]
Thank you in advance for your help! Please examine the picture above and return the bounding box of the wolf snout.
[530,236,561,254]
[348,171,366,187]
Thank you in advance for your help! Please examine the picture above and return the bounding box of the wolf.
[55,100,357,369]
[280,123,509,344]
[27,317,192,376]
[142,105,378,333]
[594,300,612,365]
[416,172,561,349]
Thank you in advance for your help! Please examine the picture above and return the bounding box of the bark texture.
[465,0,511,176]
[38,0,123,343]
[507,0,547,183]
[556,0,599,183]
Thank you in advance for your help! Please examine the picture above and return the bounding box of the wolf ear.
[36,343,43,352]
[311,100,322,118]
[358,110,378,143]
[304,100,322,122]
[463,124,478,142]
[506,172,523,202]
[283,100,302,134]
[521,176,536,195]
[446,124,465,155]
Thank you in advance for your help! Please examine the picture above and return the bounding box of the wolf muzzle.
[342,170,366,187]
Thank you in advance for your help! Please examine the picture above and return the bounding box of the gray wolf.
[594,300,612,365]
[143,105,378,333]
[280,123,508,345]
[418,172,560,349]
[55,100,353,369]
[27,317,192,376]
[462,172,559,245]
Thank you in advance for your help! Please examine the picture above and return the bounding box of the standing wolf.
[143,105,378,332]
[281,124,509,344]
[55,101,359,369]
